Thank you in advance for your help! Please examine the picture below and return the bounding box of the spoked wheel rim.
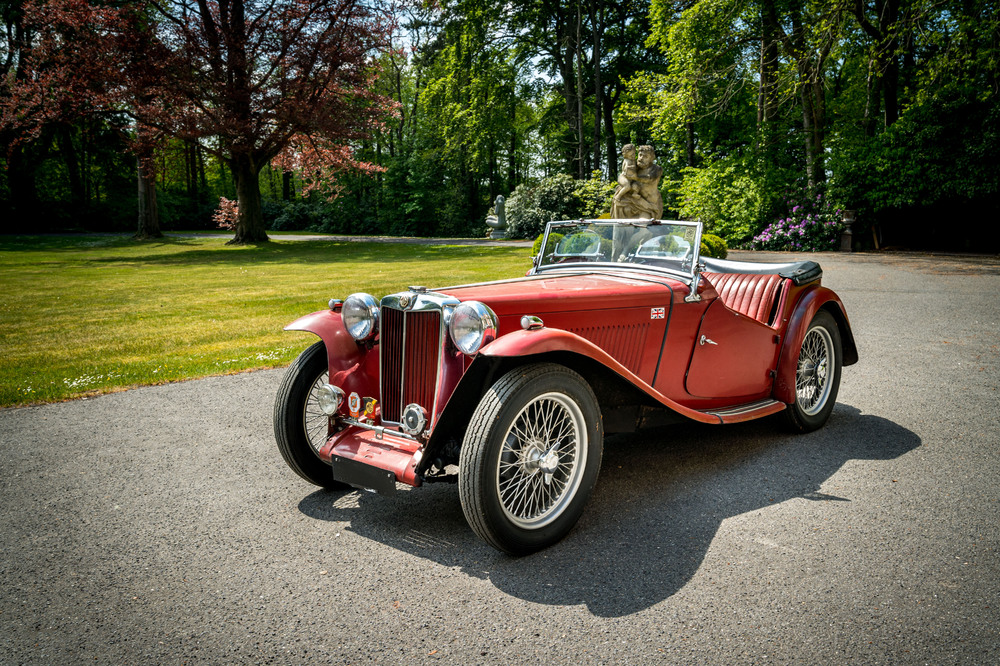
[796,325,835,416]
[302,369,331,454]
[495,392,588,529]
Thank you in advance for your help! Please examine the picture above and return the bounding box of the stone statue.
[610,144,663,220]
[485,194,507,239]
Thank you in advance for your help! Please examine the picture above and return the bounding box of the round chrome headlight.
[342,293,379,341]
[449,301,498,356]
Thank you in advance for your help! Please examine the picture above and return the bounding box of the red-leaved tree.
[5,0,394,243]
[1,0,167,238]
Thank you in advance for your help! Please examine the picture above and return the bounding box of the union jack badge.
[651,307,666,319]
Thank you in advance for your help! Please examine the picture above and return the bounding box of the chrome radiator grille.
[380,307,442,424]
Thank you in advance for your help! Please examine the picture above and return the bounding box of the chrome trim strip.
[702,399,782,418]
[398,310,407,422]
[536,262,695,285]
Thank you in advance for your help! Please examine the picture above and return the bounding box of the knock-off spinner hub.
[525,443,559,475]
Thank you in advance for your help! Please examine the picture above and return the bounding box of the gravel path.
[2,251,998,664]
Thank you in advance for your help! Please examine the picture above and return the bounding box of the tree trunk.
[81,124,92,204]
[801,78,816,193]
[508,111,518,189]
[560,69,580,175]
[229,153,269,244]
[810,75,827,185]
[58,125,85,208]
[553,11,580,176]
[853,0,901,132]
[590,0,602,176]
[799,58,827,192]
[863,60,882,137]
[759,0,780,126]
[488,142,497,201]
[184,140,194,199]
[575,0,586,179]
[758,0,781,162]
[879,0,900,127]
[686,122,696,167]
[135,156,163,239]
[603,92,617,180]
[4,145,37,233]
[882,54,899,127]
[197,143,208,195]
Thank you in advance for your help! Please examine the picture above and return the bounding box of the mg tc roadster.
[274,219,857,554]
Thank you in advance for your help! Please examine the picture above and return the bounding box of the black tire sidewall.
[273,340,346,488]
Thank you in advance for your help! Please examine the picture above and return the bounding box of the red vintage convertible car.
[274,219,857,554]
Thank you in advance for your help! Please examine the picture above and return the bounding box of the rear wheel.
[459,364,603,555]
[783,310,842,433]
[273,341,348,488]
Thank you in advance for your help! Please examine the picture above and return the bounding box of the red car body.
[275,219,857,554]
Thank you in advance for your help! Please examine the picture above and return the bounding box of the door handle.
[699,335,718,346]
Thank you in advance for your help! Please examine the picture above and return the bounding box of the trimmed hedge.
[700,233,728,259]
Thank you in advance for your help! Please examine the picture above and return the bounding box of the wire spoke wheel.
[459,364,603,555]
[496,392,587,529]
[783,310,842,433]
[796,325,833,416]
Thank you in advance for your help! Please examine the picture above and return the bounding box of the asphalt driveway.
[2,250,998,664]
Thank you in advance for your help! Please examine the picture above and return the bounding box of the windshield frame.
[533,219,704,284]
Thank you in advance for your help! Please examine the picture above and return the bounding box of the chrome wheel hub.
[521,444,562,484]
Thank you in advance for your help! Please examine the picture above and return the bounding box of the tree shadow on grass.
[81,238,528,268]
[298,406,920,617]
[0,234,528,267]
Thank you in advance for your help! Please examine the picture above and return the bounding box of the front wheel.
[459,364,603,555]
[783,310,842,433]
[273,341,348,489]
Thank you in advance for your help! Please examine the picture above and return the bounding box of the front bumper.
[321,425,423,494]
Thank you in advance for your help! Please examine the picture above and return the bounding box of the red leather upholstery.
[702,272,784,325]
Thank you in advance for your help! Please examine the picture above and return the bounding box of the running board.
[697,399,786,424]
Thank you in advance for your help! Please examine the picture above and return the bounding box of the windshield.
[535,220,703,281]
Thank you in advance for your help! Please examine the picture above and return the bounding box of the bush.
[505,174,580,239]
[270,201,326,231]
[574,171,617,218]
[751,193,844,252]
[531,232,563,256]
[700,233,728,259]
[673,155,771,244]
[261,200,286,228]
[827,86,1000,250]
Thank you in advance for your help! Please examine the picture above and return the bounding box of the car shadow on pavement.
[298,405,920,617]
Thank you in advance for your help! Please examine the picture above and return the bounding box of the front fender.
[480,329,720,424]
[284,310,378,397]
[773,287,858,404]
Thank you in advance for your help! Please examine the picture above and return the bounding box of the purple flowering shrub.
[751,193,845,252]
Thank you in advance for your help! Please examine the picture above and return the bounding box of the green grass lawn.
[0,235,532,408]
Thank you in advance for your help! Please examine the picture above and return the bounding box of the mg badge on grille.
[399,293,413,309]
